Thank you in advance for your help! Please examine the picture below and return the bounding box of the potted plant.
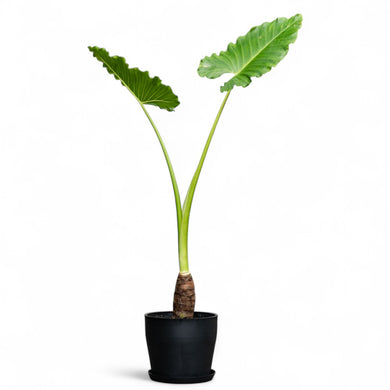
[89,14,302,383]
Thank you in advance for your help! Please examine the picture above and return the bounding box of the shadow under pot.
[145,311,218,384]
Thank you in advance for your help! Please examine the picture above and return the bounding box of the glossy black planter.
[145,311,217,383]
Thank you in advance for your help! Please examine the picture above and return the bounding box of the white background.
[1,0,389,389]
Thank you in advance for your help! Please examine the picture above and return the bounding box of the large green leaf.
[198,14,302,92]
[88,46,179,111]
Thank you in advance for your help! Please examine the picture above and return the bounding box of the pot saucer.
[148,369,215,384]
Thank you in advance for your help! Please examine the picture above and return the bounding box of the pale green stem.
[178,90,232,272]
[93,57,182,249]
[138,102,182,244]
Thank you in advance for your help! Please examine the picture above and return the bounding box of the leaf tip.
[291,13,303,28]
[294,13,303,21]
[87,45,98,53]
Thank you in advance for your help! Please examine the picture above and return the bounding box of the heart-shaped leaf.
[198,14,302,92]
[88,46,179,111]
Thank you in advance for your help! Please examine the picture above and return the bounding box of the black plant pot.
[145,311,217,383]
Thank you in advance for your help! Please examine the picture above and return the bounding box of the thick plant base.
[145,311,217,384]
[148,369,215,384]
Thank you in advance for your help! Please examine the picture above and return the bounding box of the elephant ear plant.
[89,14,302,319]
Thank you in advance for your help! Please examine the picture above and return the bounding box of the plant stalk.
[138,102,183,248]
[178,90,231,272]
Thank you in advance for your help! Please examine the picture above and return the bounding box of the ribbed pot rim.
[145,311,217,320]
